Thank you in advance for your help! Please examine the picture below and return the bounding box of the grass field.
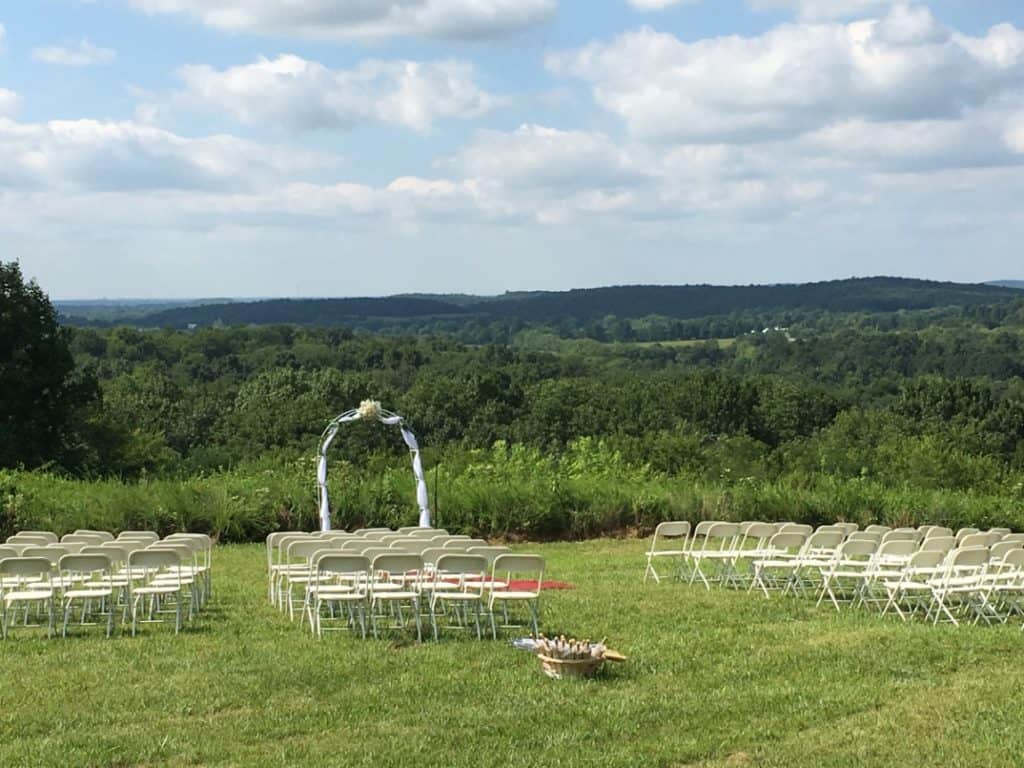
[2,539,1023,767]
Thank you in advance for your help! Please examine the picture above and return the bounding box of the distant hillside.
[467,278,1020,323]
[68,277,1021,330]
[988,280,1024,290]
[130,296,469,328]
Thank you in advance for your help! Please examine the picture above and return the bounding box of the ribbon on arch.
[315,402,431,531]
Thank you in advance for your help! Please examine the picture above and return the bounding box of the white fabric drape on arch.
[316,408,431,531]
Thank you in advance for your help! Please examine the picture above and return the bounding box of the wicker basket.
[537,654,605,679]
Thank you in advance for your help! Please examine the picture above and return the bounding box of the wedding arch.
[316,400,431,531]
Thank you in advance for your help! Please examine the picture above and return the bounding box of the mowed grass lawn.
[2,539,1024,768]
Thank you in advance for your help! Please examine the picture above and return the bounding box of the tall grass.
[3,439,1023,540]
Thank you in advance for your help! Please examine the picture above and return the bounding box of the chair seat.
[648,550,687,558]
[134,585,183,596]
[372,591,419,600]
[64,588,114,599]
[491,590,538,600]
[4,589,53,603]
[316,588,365,601]
[434,592,483,602]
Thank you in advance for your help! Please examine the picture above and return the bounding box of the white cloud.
[32,39,116,67]
[548,7,1024,144]
[748,0,902,21]
[0,89,19,117]
[447,124,648,189]
[124,0,556,40]
[627,0,699,11]
[175,54,495,132]
[0,117,325,191]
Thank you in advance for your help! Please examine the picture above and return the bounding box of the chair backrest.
[955,527,980,545]
[316,554,371,581]
[985,530,1007,546]
[59,553,113,575]
[876,539,918,560]
[740,522,776,541]
[435,553,488,578]
[864,525,891,535]
[924,526,953,540]
[767,532,807,552]
[778,523,813,536]
[339,540,369,552]
[396,527,422,534]
[999,533,1024,545]
[881,530,918,544]
[107,540,147,557]
[408,528,448,538]
[491,554,544,591]
[75,529,115,542]
[990,527,1012,536]
[466,546,512,565]
[958,533,989,549]
[703,522,739,542]
[7,534,52,546]
[652,521,691,540]
[848,531,881,544]
[0,546,19,560]
[317,531,353,540]
[990,540,1024,562]
[286,540,334,561]
[919,537,954,554]
[442,540,475,551]
[833,522,859,536]
[119,530,160,543]
[917,525,935,537]
[371,553,423,577]
[946,546,989,570]
[0,556,53,579]
[61,533,106,545]
[691,520,719,538]
[838,538,878,558]
[803,530,845,552]
[15,530,58,543]
[815,524,845,535]
[355,528,392,535]
[997,548,1024,568]
[20,546,66,565]
[359,547,392,561]
[421,547,448,566]
[129,549,180,571]
[905,550,946,570]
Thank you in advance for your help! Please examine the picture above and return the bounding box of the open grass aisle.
[2,540,1024,767]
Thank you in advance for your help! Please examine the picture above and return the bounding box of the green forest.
[5,261,1024,541]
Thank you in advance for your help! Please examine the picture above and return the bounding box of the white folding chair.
[644,521,691,584]
[0,557,55,639]
[927,547,990,626]
[430,554,488,640]
[58,554,116,637]
[369,553,424,641]
[307,554,371,639]
[488,554,544,639]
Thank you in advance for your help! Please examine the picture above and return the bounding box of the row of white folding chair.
[819,539,1024,623]
[304,551,544,641]
[646,520,1018,585]
[0,539,202,638]
[267,530,476,604]
[273,537,494,617]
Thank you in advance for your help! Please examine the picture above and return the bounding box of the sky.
[1,1,1023,299]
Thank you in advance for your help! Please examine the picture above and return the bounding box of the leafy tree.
[0,262,95,468]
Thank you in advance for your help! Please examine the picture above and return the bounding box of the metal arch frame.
[316,407,431,532]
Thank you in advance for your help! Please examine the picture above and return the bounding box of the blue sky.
[1,1,1023,298]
